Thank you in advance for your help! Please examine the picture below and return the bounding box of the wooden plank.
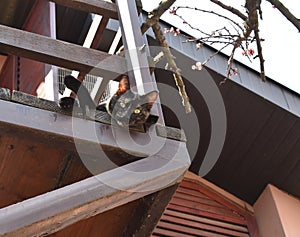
[0,24,126,77]
[5,91,183,139]
[183,172,254,214]
[176,186,211,200]
[180,179,254,215]
[50,0,118,19]
[90,17,110,49]
[0,98,154,158]
[167,204,247,226]
[156,221,228,237]
[12,90,64,113]
[11,90,146,132]
[0,137,82,209]
[163,209,248,233]
[170,197,244,220]
[52,200,139,237]
[0,144,190,236]
[179,179,260,234]
[77,16,111,103]
[122,184,179,237]
[152,228,196,237]
[0,88,10,100]
[173,192,225,209]
[160,215,250,237]
[156,125,186,142]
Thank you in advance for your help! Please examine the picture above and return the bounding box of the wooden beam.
[0,24,126,77]
[0,92,186,157]
[108,27,122,55]
[122,184,179,237]
[0,97,154,156]
[0,88,10,100]
[0,142,190,236]
[77,16,110,101]
[116,0,154,94]
[49,0,118,19]
[11,90,147,132]
[90,17,110,49]
[65,15,109,97]
[115,0,165,124]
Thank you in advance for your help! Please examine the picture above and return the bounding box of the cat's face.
[109,90,158,127]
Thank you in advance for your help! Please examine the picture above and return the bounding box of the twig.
[254,29,266,81]
[173,6,245,33]
[141,0,176,34]
[202,43,231,66]
[266,0,300,32]
[152,22,191,113]
[210,0,247,21]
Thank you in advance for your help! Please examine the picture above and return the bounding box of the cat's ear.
[144,91,158,109]
[117,75,130,94]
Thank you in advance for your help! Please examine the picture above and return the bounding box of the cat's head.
[110,90,158,127]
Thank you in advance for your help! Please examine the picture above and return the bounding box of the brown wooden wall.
[0,0,50,94]
[0,134,91,209]
[152,172,260,237]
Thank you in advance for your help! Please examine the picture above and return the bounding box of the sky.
[141,0,300,94]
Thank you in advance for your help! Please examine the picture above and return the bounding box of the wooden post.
[115,0,164,123]
[44,1,59,102]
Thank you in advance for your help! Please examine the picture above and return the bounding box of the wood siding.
[152,172,259,237]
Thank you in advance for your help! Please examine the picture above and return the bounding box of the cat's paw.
[59,97,77,110]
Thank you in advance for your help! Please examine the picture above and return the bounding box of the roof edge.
[184,171,255,214]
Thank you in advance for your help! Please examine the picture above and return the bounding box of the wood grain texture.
[0,88,10,100]
[50,0,118,19]
[0,98,152,157]
[6,90,184,139]
[122,184,179,237]
[152,172,260,237]
[0,146,190,236]
[0,25,126,77]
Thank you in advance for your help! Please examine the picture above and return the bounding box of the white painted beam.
[115,0,164,123]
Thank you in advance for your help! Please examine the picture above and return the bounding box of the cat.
[59,75,158,127]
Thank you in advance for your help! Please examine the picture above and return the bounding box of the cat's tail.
[64,75,96,109]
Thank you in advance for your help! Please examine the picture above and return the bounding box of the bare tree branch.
[145,0,297,89]
[210,0,247,21]
[172,6,245,34]
[152,22,191,113]
[266,0,300,32]
[254,29,266,81]
[141,0,176,34]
